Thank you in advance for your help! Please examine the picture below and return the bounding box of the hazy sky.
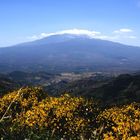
[0,0,140,47]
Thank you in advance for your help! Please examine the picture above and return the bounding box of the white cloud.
[27,28,137,46]
[128,36,137,39]
[114,28,133,33]
[28,29,101,40]
[57,29,101,36]
[29,35,39,40]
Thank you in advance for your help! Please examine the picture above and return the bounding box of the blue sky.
[0,0,140,47]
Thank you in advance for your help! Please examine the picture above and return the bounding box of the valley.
[1,70,140,107]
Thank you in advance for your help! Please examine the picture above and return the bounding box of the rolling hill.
[1,70,140,106]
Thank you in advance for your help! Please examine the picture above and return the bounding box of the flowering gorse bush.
[0,87,140,140]
[98,103,140,140]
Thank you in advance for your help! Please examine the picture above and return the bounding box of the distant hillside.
[0,75,17,97]
[0,71,56,96]
[0,34,140,73]
[0,71,98,96]
[46,73,140,106]
[1,71,140,106]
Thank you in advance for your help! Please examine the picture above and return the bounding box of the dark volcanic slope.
[0,34,140,73]
[46,73,140,106]
[1,71,140,106]
[0,71,57,96]
[0,74,17,97]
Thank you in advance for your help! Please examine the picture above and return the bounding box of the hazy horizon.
[0,0,140,47]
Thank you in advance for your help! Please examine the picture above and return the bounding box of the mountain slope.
[1,70,140,106]
[0,33,140,73]
[50,73,140,106]
[0,74,17,97]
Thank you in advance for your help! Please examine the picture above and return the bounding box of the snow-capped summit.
[0,29,140,73]
[29,29,101,40]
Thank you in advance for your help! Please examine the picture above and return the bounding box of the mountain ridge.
[0,33,140,73]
